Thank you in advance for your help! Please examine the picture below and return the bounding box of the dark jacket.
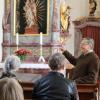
[32,72,79,100]
[63,51,100,84]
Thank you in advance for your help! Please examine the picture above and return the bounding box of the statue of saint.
[60,3,71,32]
[24,0,38,28]
[18,0,38,34]
[23,0,38,34]
[89,0,97,16]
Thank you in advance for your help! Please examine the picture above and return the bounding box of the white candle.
[40,32,43,45]
[16,33,19,50]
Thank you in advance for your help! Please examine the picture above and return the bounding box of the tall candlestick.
[16,33,19,50]
[38,32,45,63]
[40,32,43,45]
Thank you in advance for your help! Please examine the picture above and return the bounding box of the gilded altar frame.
[13,0,50,36]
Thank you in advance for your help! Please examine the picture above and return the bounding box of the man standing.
[61,38,100,84]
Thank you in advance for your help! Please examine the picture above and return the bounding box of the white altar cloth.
[20,63,49,69]
[0,63,49,69]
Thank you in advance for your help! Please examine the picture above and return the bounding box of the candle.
[40,32,43,45]
[16,33,19,50]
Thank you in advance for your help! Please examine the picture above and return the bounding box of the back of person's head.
[48,53,66,70]
[81,37,94,50]
[0,77,24,100]
[4,55,21,73]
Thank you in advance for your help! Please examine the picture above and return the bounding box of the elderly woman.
[32,53,79,100]
[0,55,20,79]
[0,77,24,100]
[61,37,100,84]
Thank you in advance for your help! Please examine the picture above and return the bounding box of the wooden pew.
[77,84,99,100]
[20,82,33,100]
[20,82,100,100]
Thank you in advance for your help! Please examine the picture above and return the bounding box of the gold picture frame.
[13,0,50,36]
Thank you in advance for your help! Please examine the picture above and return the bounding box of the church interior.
[0,0,100,100]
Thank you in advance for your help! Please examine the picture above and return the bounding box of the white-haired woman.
[0,77,24,100]
[0,55,20,79]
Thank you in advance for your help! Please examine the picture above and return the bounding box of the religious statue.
[23,0,39,34]
[60,3,71,32]
[24,0,38,28]
[60,2,71,45]
[89,0,97,16]
[17,0,48,34]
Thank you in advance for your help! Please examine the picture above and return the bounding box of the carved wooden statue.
[89,0,97,16]
[60,3,71,32]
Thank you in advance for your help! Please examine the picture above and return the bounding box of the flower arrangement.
[15,48,32,61]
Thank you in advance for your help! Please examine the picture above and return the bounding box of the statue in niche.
[16,0,48,34]
[18,0,38,34]
[60,3,71,33]
[89,0,97,16]
[23,0,38,31]
[60,2,71,45]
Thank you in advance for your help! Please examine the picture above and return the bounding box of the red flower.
[15,48,32,56]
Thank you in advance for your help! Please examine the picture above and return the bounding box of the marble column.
[0,0,5,62]
[51,0,61,54]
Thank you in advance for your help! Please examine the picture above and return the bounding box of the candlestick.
[16,33,19,50]
[40,32,43,45]
[38,32,45,63]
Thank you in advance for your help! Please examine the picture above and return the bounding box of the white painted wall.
[0,0,4,62]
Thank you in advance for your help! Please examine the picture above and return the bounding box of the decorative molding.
[73,17,100,28]
[2,43,61,47]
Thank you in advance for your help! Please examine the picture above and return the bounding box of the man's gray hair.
[81,38,94,49]
[4,55,21,73]
[48,53,66,70]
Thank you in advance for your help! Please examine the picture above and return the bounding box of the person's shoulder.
[90,52,99,59]
[34,75,47,85]
[65,78,75,85]
[65,79,77,93]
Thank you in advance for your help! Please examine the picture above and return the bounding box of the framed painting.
[13,0,50,35]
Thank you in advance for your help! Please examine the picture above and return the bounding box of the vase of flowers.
[15,48,32,62]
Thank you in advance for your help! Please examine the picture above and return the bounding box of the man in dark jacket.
[32,53,79,100]
[61,38,100,84]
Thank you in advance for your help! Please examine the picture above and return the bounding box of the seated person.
[32,53,79,100]
[0,77,24,100]
[61,38,100,84]
[0,55,20,79]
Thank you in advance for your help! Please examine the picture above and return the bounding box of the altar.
[0,63,73,81]
[20,63,49,69]
[0,63,50,82]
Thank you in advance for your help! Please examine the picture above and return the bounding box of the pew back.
[77,84,99,100]
[20,82,100,100]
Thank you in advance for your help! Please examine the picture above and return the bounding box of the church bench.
[77,84,100,100]
[20,82,100,100]
[20,82,34,100]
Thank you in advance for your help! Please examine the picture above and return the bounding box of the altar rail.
[20,82,100,100]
